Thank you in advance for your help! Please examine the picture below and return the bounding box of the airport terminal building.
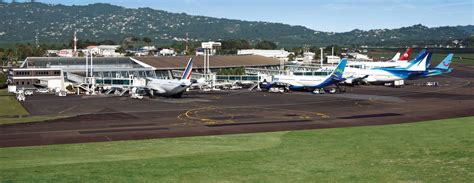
[10,55,280,88]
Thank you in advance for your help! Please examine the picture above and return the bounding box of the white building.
[46,50,59,56]
[159,48,176,56]
[303,52,315,63]
[196,41,222,56]
[85,46,100,55]
[98,45,121,57]
[57,49,74,57]
[327,56,341,64]
[85,45,121,57]
[8,68,65,91]
[142,46,157,52]
[237,49,290,61]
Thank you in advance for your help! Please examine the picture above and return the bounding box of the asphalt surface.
[0,65,473,147]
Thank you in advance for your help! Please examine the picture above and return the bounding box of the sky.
[39,0,473,32]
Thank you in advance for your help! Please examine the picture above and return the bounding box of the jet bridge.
[172,70,269,83]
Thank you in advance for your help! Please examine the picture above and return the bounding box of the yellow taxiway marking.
[177,104,331,126]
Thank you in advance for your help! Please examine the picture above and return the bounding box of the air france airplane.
[267,59,347,93]
[145,58,193,98]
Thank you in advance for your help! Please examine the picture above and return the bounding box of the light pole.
[320,48,324,67]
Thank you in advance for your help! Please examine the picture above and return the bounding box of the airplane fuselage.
[272,74,333,89]
[147,78,191,97]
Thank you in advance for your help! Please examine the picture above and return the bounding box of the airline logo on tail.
[181,58,193,80]
[399,48,413,61]
[331,58,347,78]
[435,54,453,70]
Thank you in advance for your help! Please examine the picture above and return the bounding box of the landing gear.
[147,89,156,99]
[313,84,346,94]
[313,88,325,94]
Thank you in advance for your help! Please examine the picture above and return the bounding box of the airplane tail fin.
[412,49,427,62]
[399,48,413,61]
[435,53,454,70]
[312,59,347,88]
[407,52,431,71]
[331,58,347,79]
[391,52,401,61]
[180,58,193,80]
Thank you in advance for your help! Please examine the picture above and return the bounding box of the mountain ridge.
[0,2,472,47]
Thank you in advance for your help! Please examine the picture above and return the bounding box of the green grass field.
[1,116,472,182]
[0,92,29,117]
[0,89,65,125]
[0,88,13,95]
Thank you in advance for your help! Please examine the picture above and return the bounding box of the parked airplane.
[367,52,431,83]
[343,48,422,70]
[343,52,454,84]
[265,59,347,93]
[143,58,193,98]
[322,49,422,84]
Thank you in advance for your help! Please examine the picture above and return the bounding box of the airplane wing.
[148,85,166,94]
[345,75,368,85]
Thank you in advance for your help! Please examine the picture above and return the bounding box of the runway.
[0,65,473,147]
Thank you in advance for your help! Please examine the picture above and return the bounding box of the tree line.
[0,38,340,63]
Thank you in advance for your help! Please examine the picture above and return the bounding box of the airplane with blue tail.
[265,59,347,93]
[425,53,454,77]
[341,52,454,84]
[341,48,424,71]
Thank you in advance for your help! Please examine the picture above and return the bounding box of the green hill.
[0,2,472,47]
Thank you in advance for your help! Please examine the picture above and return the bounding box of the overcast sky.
[39,0,474,32]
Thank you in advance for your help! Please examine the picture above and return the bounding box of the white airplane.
[266,59,347,93]
[144,58,193,98]
[361,52,431,83]
[316,49,424,84]
[343,48,420,70]
[337,52,454,84]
